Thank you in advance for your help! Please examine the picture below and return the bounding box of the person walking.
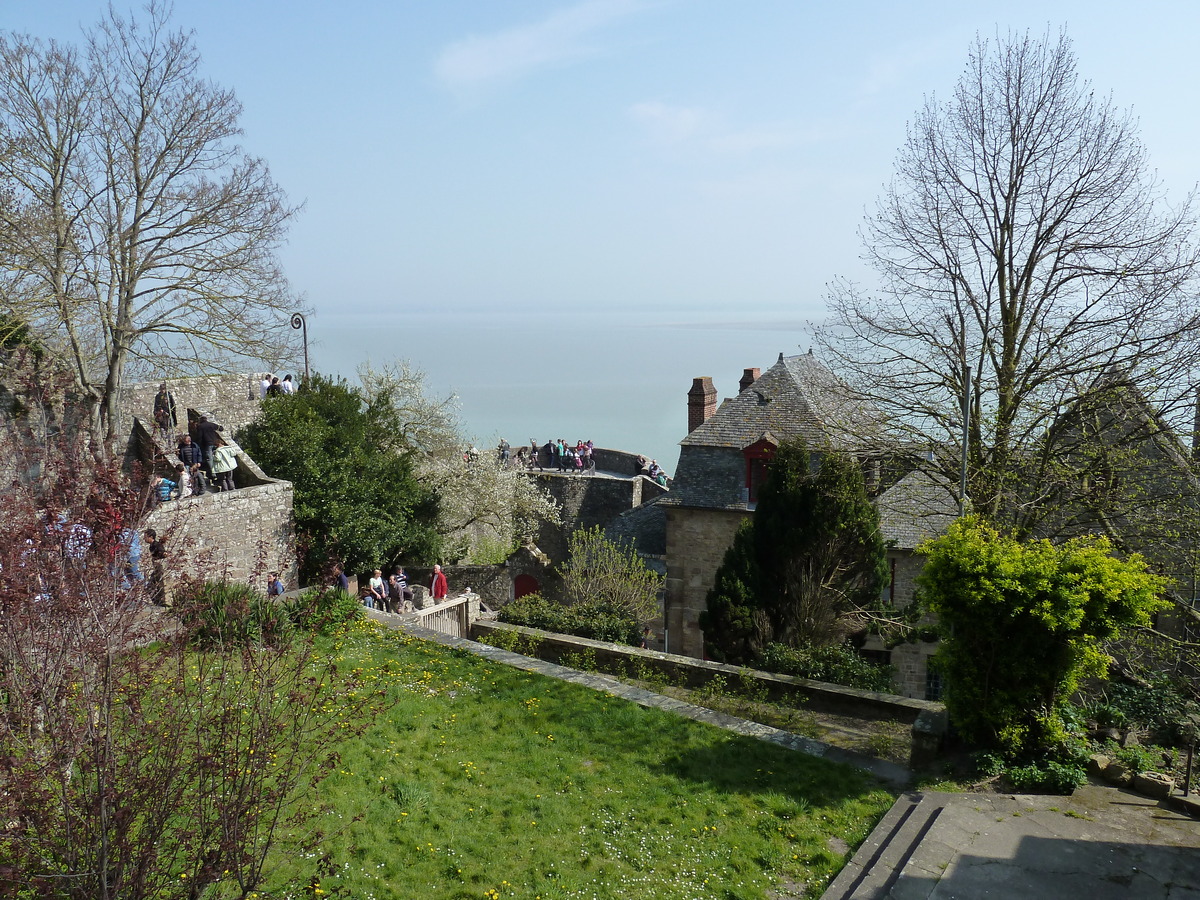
[152,383,177,443]
[430,564,448,601]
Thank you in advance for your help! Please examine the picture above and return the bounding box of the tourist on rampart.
[210,439,238,492]
[259,374,272,399]
[393,566,414,609]
[189,463,208,496]
[368,568,386,609]
[153,383,177,443]
[430,564,448,601]
[194,415,223,477]
[177,433,203,470]
[153,474,177,503]
[529,438,540,469]
[333,564,350,593]
[120,527,144,587]
[268,573,285,597]
[175,463,191,498]
[281,374,295,395]
[498,438,510,465]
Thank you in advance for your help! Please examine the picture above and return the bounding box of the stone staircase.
[820,792,946,900]
[820,784,1200,900]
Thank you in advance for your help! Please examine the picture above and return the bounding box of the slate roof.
[680,352,884,452]
[876,469,958,550]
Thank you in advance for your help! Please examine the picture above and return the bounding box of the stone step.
[821,792,945,900]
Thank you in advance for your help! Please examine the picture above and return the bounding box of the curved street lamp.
[290,312,310,386]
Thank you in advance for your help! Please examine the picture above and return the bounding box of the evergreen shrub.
[758,642,894,692]
[282,587,363,635]
[497,593,641,646]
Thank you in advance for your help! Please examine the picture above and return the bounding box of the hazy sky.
[8,2,1200,461]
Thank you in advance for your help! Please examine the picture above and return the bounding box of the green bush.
[1103,741,1175,775]
[497,593,641,646]
[1004,760,1088,794]
[1103,679,1199,746]
[757,642,894,692]
[174,580,294,649]
[282,587,363,636]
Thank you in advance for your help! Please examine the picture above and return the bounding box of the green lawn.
[254,620,895,900]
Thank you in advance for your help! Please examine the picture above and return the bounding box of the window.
[924,664,943,702]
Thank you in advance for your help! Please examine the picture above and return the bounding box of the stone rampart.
[144,479,297,594]
[532,472,668,564]
[119,373,265,437]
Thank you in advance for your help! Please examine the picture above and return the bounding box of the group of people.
[259,373,296,399]
[149,381,244,502]
[151,414,240,502]
[336,562,449,613]
[519,438,597,475]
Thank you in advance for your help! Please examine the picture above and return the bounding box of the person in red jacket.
[430,564,448,601]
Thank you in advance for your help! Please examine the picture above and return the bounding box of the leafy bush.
[1103,740,1175,775]
[497,593,641,645]
[1004,760,1088,794]
[758,642,894,692]
[174,580,294,649]
[282,587,363,635]
[1103,679,1199,745]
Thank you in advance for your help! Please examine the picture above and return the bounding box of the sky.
[8,1,1200,468]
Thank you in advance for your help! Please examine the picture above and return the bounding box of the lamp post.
[290,313,310,385]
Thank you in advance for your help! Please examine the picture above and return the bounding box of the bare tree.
[0,2,302,449]
[818,30,1200,534]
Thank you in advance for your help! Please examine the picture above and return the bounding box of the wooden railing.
[412,595,475,638]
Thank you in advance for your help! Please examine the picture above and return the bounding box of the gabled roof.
[680,352,884,452]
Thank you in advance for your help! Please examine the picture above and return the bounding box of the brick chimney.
[739,367,760,393]
[688,377,717,433]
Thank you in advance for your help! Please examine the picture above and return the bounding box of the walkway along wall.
[471,620,947,769]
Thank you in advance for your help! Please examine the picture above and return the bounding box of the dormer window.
[742,434,779,505]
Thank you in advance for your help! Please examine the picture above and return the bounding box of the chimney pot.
[739,368,760,393]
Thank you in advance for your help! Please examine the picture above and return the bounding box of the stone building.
[661,351,1200,700]
[658,351,964,699]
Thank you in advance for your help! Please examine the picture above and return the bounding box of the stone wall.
[532,472,668,565]
[118,373,265,437]
[663,504,750,657]
[143,479,297,596]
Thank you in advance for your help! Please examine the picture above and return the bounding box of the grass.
[247,620,895,900]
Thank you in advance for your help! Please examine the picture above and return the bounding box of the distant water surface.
[313,311,812,474]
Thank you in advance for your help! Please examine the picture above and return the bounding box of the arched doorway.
[513,573,539,600]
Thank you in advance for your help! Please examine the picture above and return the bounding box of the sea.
[310,309,815,475]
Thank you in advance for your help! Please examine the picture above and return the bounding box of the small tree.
[561,526,661,623]
[918,517,1167,757]
[701,441,887,662]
